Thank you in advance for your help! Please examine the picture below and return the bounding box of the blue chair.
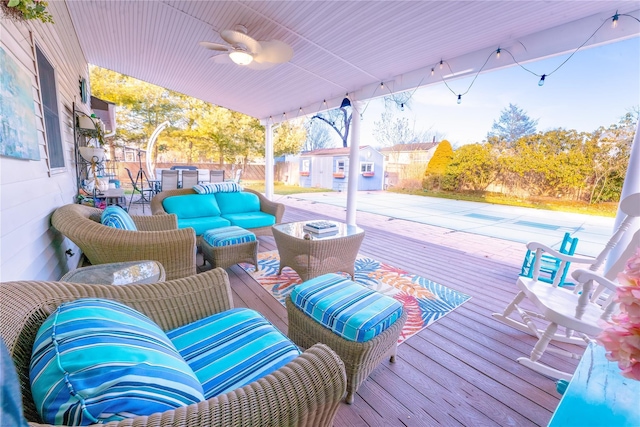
[520,232,578,286]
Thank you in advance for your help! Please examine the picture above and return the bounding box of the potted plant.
[78,114,106,163]
[1,0,54,23]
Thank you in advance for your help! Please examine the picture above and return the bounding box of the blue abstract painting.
[0,46,40,160]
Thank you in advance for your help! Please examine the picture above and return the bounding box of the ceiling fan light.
[229,50,253,65]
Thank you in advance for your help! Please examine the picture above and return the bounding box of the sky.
[358,36,640,148]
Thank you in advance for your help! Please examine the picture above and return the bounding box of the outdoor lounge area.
[119,196,594,425]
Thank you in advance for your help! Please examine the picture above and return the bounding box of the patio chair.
[181,170,199,188]
[210,169,225,182]
[51,203,197,280]
[502,255,620,380]
[161,169,179,191]
[0,269,347,427]
[226,168,242,183]
[520,232,578,287]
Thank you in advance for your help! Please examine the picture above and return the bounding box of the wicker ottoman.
[286,273,406,404]
[201,226,259,270]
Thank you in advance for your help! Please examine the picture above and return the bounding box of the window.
[361,162,374,173]
[334,160,345,178]
[36,46,64,169]
[300,159,310,176]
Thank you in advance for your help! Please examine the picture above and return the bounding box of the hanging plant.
[1,0,54,24]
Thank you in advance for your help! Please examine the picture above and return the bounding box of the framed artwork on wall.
[0,46,40,160]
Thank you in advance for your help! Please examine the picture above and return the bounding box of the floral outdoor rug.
[239,251,471,344]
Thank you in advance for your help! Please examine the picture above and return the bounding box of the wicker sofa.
[51,204,197,280]
[0,268,347,427]
[150,188,284,237]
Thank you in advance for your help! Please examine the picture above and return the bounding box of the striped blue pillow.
[193,182,242,194]
[202,226,256,247]
[100,205,137,230]
[168,308,301,399]
[291,273,404,342]
[30,299,204,425]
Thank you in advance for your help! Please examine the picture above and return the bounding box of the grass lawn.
[242,181,331,196]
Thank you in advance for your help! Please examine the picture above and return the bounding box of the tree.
[373,109,417,147]
[442,143,498,191]
[303,119,335,152]
[487,103,538,144]
[423,140,453,190]
[274,121,306,157]
[312,106,351,148]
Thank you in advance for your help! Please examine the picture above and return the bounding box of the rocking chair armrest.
[525,242,597,266]
[571,269,619,293]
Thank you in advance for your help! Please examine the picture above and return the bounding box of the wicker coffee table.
[272,220,365,281]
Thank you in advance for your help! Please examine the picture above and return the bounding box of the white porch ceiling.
[66,1,640,122]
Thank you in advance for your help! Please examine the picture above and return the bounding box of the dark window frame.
[35,45,65,170]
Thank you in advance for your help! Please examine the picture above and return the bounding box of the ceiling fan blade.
[199,41,230,52]
[210,54,233,64]
[220,29,261,54]
[246,61,275,70]
[254,40,293,64]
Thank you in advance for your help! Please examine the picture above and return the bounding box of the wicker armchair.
[150,187,284,237]
[51,204,197,280]
[0,268,347,427]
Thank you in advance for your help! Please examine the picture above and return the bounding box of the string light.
[457,94,462,104]
[439,60,443,70]
[538,74,546,86]
[400,103,405,111]
[496,48,501,59]
[431,68,435,76]
[612,11,619,28]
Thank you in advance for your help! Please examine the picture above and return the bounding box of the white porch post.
[264,121,274,200]
[346,100,361,226]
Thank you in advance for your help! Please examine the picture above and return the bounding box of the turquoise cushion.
[203,226,256,247]
[101,205,137,230]
[167,308,301,399]
[179,216,231,236]
[215,192,260,215]
[163,194,221,219]
[222,212,276,230]
[30,298,205,425]
[291,274,404,342]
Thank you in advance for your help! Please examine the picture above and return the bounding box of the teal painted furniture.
[151,187,284,237]
[548,342,640,427]
[520,232,578,286]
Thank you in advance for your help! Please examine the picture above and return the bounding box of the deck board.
[131,196,579,426]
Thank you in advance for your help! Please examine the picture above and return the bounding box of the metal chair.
[181,170,198,188]
[160,170,178,191]
[210,169,225,182]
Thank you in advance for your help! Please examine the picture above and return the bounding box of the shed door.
[312,157,334,189]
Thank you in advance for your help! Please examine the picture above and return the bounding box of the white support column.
[264,122,274,200]
[346,100,361,226]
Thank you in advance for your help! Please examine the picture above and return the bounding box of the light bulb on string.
[612,11,619,28]
[400,103,405,112]
[496,48,501,59]
[439,60,443,70]
[457,94,462,104]
[538,74,546,86]
[431,68,435,76]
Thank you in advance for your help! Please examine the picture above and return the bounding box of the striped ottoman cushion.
[203,226,256,247]
[167,308,301,399]
[291,273,403,342]
[29,299,204,425]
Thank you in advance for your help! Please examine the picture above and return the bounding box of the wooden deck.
[129,195,580,426]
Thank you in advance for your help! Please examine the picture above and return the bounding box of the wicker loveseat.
[151,187,284,237]
[0,268,347,427]
[51,204,197,280]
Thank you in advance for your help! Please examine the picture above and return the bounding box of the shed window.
[36,46,64,169]
[301,159,310,172]
[361,162,374,173]
[336,160,345,173]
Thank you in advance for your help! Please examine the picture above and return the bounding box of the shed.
[299,146,383,191]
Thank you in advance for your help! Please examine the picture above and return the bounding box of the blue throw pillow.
[30,298,205,425]
[193,182,242,194]
[100,205,137,230]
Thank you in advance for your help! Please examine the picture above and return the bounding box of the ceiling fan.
[199,25,293,69]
